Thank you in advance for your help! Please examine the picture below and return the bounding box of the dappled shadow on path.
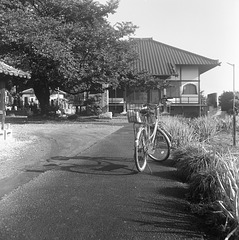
[128,197,205,239]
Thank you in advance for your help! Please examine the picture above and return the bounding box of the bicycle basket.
[139,107,157,124]
[127,110,145,123]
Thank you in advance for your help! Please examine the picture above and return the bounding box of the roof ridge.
[131,37,153,41]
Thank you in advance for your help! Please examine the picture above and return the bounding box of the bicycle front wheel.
[134,128,147,172]
[149,128,170,162]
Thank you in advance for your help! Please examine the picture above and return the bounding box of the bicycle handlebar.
[140,103,160,118]
[142,103,160,109]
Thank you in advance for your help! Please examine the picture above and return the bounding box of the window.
[182,83,197,94]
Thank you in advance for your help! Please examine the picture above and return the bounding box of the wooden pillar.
[0,80,6,130]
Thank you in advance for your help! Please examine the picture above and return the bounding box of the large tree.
[0,0,138,114]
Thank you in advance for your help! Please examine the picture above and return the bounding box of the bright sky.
[98,0,239,96]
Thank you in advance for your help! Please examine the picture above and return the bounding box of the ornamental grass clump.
[216,115,233,132]
[160,116,196,148]
[172,144,239,239]
[163,115,239,239]
[172,141,225,203]
[188,168,221,203]
[191,116,220,142]
[172,143,213,182]
[215,152,239,239]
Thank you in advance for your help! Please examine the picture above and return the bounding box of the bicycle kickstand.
[146,163,153,174]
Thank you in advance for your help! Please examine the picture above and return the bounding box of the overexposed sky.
[98,0,239,96]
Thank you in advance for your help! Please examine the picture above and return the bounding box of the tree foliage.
[219,91,239,114]
[0,0,139,114]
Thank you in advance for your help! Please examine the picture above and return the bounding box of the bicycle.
[127,104,172,172]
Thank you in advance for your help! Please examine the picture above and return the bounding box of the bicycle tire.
[148,128,171,162]
[134,128,147,172]
[162,127,172,142]
[158,122,172,142]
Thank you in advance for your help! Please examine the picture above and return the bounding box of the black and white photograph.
[0,0,238,239]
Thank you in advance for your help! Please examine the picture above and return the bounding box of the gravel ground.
[0,118,128,180]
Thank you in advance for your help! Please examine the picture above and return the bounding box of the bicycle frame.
[144,118,158,151]
[133,107,159,154]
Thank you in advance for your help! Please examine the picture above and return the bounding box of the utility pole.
[227,63,236,146]
[57,87,60,106]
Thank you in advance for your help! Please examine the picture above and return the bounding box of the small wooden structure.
[0,61,30,140]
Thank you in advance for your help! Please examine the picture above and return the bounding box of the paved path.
[0,124,206,240]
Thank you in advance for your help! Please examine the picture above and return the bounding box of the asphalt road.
[0,124,207,240]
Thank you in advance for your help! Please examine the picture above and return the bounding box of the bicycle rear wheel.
[134,128,147,172]
[149,128,170,161]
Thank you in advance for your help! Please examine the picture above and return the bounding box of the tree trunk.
[75,105,79,114]
[33,79,50,115]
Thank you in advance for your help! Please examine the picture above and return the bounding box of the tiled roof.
[0,61,31,79]
[132,38,220,76]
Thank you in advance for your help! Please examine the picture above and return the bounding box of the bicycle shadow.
[25,155,138,176]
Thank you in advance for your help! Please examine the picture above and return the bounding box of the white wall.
[181,66,199,80]
[22,93,38,104]
[167,66,200,103]
[50,93,65,100]
[167,66,199,80]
